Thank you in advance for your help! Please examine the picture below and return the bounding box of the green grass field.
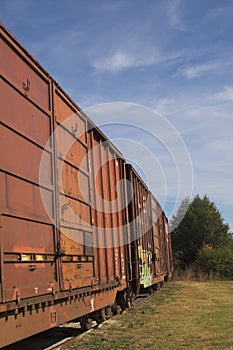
[64,281,233,350]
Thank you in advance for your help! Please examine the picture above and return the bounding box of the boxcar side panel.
[87,128,129,290]
[126,165,170,293]
[0,26,58,303]
[53,85,94,291]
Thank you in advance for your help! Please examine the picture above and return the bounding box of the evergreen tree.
[171,194,232,279]
[170,197,190,232]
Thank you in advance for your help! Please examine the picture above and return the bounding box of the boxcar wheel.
[112,303,121,315]
[80,316,92,331]
[96,308,106,324]
[148,286,154,295]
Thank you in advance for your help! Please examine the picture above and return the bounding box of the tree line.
[170,195,233,280]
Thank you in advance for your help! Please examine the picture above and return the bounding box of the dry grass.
[63,281,233,350]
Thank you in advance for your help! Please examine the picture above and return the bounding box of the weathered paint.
[138,245,152,288]
[87,127,129,289]
[0,23,129,347]
[0,23,172,347]
[126,164,173,293]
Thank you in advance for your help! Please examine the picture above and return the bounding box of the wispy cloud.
[153,86,233,121]
[91,47,183,72]
[92,49,141,71]
[167,0,187,31]
[1,0,232,226]
[178,61,222,79]
[213,86,233,101]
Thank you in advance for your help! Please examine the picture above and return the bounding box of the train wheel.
[160,281,164,288]
[130,292,136,304]
[112,303,121,315]
[80,316,92,331]
[148,286,154,295]
[105,306,113,319]
[119,290,130,310]
[96,308,106,324]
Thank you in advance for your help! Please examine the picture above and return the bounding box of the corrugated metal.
[126,164,171,292]
[0,22,172,347]
[87,127,129,288]
[0,24,58,302]
[126,164,154,292]
[163,214,173,276]
[0,28,51,112]
[150,194,163,275]
[53,84,94,291]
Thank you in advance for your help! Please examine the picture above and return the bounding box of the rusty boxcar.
[0,23,130,347]
[150,193,173,283]
[0,23,172,348]
[126,164,173,296]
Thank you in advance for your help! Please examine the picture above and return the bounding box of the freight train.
[0,23,173,348]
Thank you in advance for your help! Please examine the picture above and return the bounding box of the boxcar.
[86,119,132,311]
[0,23,130,347]
[0,23,172,348]
[150,193,173,283]
[126,164,173,295]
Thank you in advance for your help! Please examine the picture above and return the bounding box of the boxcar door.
[0,26,58,302]
[53,86,94,291]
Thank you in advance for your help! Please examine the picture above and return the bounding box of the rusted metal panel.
[0,287,119,348]
[56,126,88,171]
[58,159,89,202]
[163,214,173,276]
[126,164,161,291]
[108,156,121,281]
[0,24,57,305]
[0,29,51,112]
[0,172,6,210]
[114,157,129,286]
[61,260,93,281]
[0,23,172,348]
[5,174,53,221]
[60,228,85,254]
[87,128,129,289]
[59,191,91,227]
[0,215,57,302]
[54,88,86,144]
[53,84,94,290]
[88,131,110,284]
[126,164,172,290]
[0,78,51,147]
[0,124,53,186]
[100,145,115,282]
[150,194,163,275]
[158,213,166,273]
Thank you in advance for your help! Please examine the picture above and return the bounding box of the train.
[0,23,173,348]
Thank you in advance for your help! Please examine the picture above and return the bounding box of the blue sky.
[1,0,232,229]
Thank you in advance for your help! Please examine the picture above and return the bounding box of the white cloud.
[91,47,183,72]
[153,86,233,123]
[149,86,233,219]
[213,86,233,101]
[92,49,138,71]
[179,61,221,79]
[167,0,187,31]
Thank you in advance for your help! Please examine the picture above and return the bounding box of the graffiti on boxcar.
[138,246,152,288]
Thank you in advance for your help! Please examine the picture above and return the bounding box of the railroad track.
[2,292,152,350]
[2,320,93,350]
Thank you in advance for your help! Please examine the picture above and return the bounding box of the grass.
[62,281,233,350]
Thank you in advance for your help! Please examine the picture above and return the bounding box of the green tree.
[197,243,233,280]
[171,194,232,279]
[170,197,190,232]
